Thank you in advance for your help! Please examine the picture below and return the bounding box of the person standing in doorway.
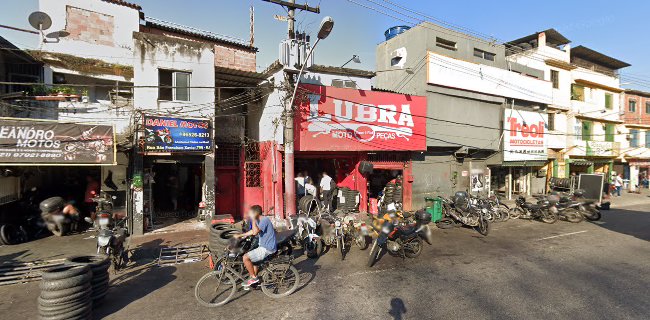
[167,175,180,210]
[295,172,306,199]
[84,175,100,216]
[304,177,317,197]
[614,174,623,197]
[319,172,334,212]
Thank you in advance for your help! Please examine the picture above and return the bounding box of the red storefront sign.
[295,84,427,151]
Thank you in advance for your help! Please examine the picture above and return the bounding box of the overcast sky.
[2,0,649,90]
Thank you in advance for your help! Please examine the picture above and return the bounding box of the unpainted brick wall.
[65,6,115,47]
[214,44,256,72]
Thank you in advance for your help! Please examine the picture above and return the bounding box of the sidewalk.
[500,188,650,209]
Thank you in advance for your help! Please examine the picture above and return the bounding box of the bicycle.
[194,238,301,307]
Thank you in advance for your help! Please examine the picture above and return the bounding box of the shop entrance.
[294,154,358,212]
[145,158,203,230]
[367,169,403,211]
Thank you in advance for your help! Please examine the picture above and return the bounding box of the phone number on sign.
[179,132,210,138]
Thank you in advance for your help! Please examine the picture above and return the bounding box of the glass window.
[473,48,496,61]
[646,131,650,148]
[436,37,457,51]
[605,124,615,142]
[581,121,592,141]
[158,70,173,101]
[646,102,650,114]
[174,72,190,101]
[630,129,639,147]
[574,120,583,141]
[547,112,555,131]
[550,70,559,89]
[605,93,613,109]
[629,99,637,112]
[571,84,585,101]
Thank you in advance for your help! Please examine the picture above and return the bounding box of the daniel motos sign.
[295,84,427,151]
[504,110,547,161]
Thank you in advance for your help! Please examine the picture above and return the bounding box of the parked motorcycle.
[571,189,602,221]
[545,193,584,223]
[320,211,354,260]
[439,191,490,236]
[85,193,128,271]
[509,196,559,224]
[367,210,431,267]
[294,213,323,258]
[39,197,73,237]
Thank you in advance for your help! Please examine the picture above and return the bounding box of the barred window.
[245,162,262,187]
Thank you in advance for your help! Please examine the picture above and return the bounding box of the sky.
[2,0,650,90]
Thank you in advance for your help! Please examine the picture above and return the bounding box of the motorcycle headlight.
[98,236,111,247]
[481,208,488,214]
[334,220,341,227]
[381,226,392,234]
[98,218,110,227]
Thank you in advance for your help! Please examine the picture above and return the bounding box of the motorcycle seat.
[397,224,417,235]
[275,229,297,246]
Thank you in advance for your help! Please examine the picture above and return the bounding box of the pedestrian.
[305,177,317,197]
[614,173,623,197]
[319,172,334,212]
[295,172,306,199]
[84,175,100,216]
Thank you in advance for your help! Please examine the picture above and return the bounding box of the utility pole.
[262,0,320,218]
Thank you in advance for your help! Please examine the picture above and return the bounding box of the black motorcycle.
[86,193,128,271]
[367,210,431,267]
[438,192,490,236]
[510,196,559,223]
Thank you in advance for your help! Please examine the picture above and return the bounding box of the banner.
[504,110,547,161]
[143,115,212,153]
[586,141,616,157]
[295,84,427,151]
[0,118,115,165]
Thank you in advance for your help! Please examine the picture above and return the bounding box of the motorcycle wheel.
[498,204,510,222]
[404,238,423,258]
[0,224,27,245]
[354,233,369,250]
[509,207,525,219]
[565,209,584,223]
[475,215,490,236]
[584,207,602,221]
[305,239,322,259]
[194,271,236,307]
[367,240,381,267]
[541,210,558,224]
[337,237,344,260]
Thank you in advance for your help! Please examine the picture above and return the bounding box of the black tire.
[403,237,423,258]
[498,204,510,222]
[367,240,381,268]
[354,233,370,250]
[39,283,91,300]
[565,209,584,223]
[65,255,111,269]
[584,207,602,221]
[42,265,91,281]
[217,229,241,245]
[194,271,237,307]
[336,237,344,260]
[38,287,92,307]
[509,207,525,219]
[475,215,490,236]
[541,210,558,224]
[0,224,26,245]
[39,303,91,320]
[91,272,109,285]
[436,217,457,229]
[304,239,322,259]
[40,272,92,291]
[38,299,89,313]
[210,223,234,234]
[260,265,300,298]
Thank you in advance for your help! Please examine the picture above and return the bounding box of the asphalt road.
[1,202,649,320]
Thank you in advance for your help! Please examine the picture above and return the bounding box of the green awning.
[501,161,548,167]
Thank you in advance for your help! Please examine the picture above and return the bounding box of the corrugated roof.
[571,45,630,70]
[307,65,375,78]
[102,0,142,11]
[508,28,570,47]
[624,89,650,98]
[144,17,256,52]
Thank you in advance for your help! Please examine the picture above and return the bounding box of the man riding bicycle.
[234,205,276,288]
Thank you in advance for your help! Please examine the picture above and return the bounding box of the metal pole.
[288,0,295,39]
[283,38,321,218]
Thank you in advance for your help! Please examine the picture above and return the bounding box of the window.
[605,93,613,109]
[646,131,650,148]
[158,69,191,101]
[581,120,592,141]
[630,129,639,147]
[436,37,457,51]
[473,48,495,61]
[629,99,637,112]
[547,112,555,131]
[571,84,585,101]
[605,123,615,142]
[646,102,650,114]
[575,120,582,141]
[332,79,357,89]
[550,70,559,89]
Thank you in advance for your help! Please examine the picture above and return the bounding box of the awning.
[501,160,548,167]
[570,159,594,166]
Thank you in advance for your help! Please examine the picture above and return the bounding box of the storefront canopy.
[501,161,548,167]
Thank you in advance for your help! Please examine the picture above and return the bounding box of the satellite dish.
[46,30,69,39]
[28,11,52,31]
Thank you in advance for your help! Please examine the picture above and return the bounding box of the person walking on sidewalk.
[614,174,623,197]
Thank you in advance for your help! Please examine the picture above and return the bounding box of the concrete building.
[375,23,552,204]
[619,90,650,190]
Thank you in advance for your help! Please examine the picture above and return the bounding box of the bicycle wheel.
[260,264,300,298]
[194,271,237,307]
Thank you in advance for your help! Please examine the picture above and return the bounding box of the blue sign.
[143,115,212,153]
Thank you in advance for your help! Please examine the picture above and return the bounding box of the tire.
[498,204,510,222]
[367,240,381,268]
[0,224,26,245]
[564,209,584,223]
[217,229,241,246]
[436,217,457,229]
[403,238,423,258]
[584,207,601,221]
[65,255,111,270]
[42,265,91,281]
[541,210,558,224]
[354,233,370,250]
[475,215,490,236]
[38,298,90,313]
[194,271,236,307]
[38,287,92,307]
[305,239,322,259]
[509,207,525,219]
[40,272,92,291]
[210,223,233,234]
[336,237,344,260]
[39,303,91,320]
[91,272,109,285]
[39,283,91,300]
[260,265,300,298]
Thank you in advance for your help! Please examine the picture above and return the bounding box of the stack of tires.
[38,265,93,320]
[209,223,241,252]
[298,195,318,215]
[65,255,110,304]
[337,188,360,212]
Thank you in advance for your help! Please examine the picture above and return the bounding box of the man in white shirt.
[319,172,334,212]
[614,174,623,197]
